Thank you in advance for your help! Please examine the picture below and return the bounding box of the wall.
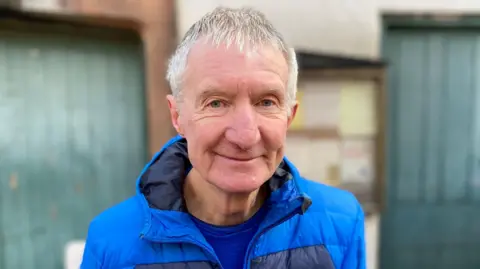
[176,0,378,59]
[366,214,380,269]
[176,0,480,59]
[14,0,176,155]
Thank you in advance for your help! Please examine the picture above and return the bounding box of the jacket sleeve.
[341,202,366,269]
[80,222,103,269]
[80,245,102,269]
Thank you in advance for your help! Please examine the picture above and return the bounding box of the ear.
[166,95,183,135]
[286,101,299,128]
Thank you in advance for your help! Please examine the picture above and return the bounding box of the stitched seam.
[253,244,333,258]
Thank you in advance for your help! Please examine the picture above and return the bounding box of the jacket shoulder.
[297,177,362,218]
[295,178,364,254]
[88,195,145,237]
[82,195,146,268]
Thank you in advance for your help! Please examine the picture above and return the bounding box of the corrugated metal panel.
[0,26,147,268]
[381,28,480,269]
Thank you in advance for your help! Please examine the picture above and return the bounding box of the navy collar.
[135,135,311,242]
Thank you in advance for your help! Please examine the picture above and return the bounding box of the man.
[81,7,365,269]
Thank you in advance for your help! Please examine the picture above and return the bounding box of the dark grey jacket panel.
[135,245,334,269]
[135,261,219,269]
[251,245,335,269]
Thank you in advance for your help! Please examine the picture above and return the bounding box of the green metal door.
[381,27,480,269]
[0,22,147,268]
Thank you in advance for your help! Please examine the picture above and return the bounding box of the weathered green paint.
[381,26,480,269]
[0,23,147,268]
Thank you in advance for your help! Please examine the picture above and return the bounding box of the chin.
[208,172,267,194]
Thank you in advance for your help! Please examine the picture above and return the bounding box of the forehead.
[183,40,289,94]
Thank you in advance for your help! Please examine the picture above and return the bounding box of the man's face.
[168,41,297,193]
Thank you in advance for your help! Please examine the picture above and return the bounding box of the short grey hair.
[166,7,298,111]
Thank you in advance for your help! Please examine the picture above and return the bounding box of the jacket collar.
[135,135,312,242]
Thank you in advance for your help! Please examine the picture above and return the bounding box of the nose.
[225,104,260,150]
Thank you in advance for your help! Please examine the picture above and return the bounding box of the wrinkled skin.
[167,41,297,196]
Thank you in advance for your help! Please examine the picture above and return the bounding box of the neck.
[184,169,267,226]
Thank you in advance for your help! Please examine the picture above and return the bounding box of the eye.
[259,99,275,107]
[207,100,225,108]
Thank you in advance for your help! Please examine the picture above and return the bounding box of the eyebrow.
[259,87,284,96]
[197,88,230,100]
[253,87,286,102]
[194,88,233,107]
[195,83,286,104]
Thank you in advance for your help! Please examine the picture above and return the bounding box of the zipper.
[242,207,301,269]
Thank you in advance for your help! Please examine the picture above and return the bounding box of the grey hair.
[166,7,298,112]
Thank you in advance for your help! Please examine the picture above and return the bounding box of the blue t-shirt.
[191,205,268,269]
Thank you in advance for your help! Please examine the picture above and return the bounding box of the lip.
[216,154,258,162]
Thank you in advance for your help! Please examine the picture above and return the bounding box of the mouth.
[216,154,258,162]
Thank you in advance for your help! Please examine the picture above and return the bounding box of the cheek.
[183,119,224,165]
[259,119,289,150]
[185,135,212,175]
[261,119,289,162]
[185,118,225,142]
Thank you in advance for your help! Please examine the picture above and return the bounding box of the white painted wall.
[176,0,379,58]
[64,240,85,269]
[365,214,380,269]
[176,0,480,59]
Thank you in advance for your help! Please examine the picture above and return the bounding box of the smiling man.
[81,7,366,269]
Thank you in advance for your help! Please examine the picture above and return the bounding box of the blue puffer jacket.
[80,136,366,269]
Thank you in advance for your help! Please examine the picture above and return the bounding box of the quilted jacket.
[80,135,366,269]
